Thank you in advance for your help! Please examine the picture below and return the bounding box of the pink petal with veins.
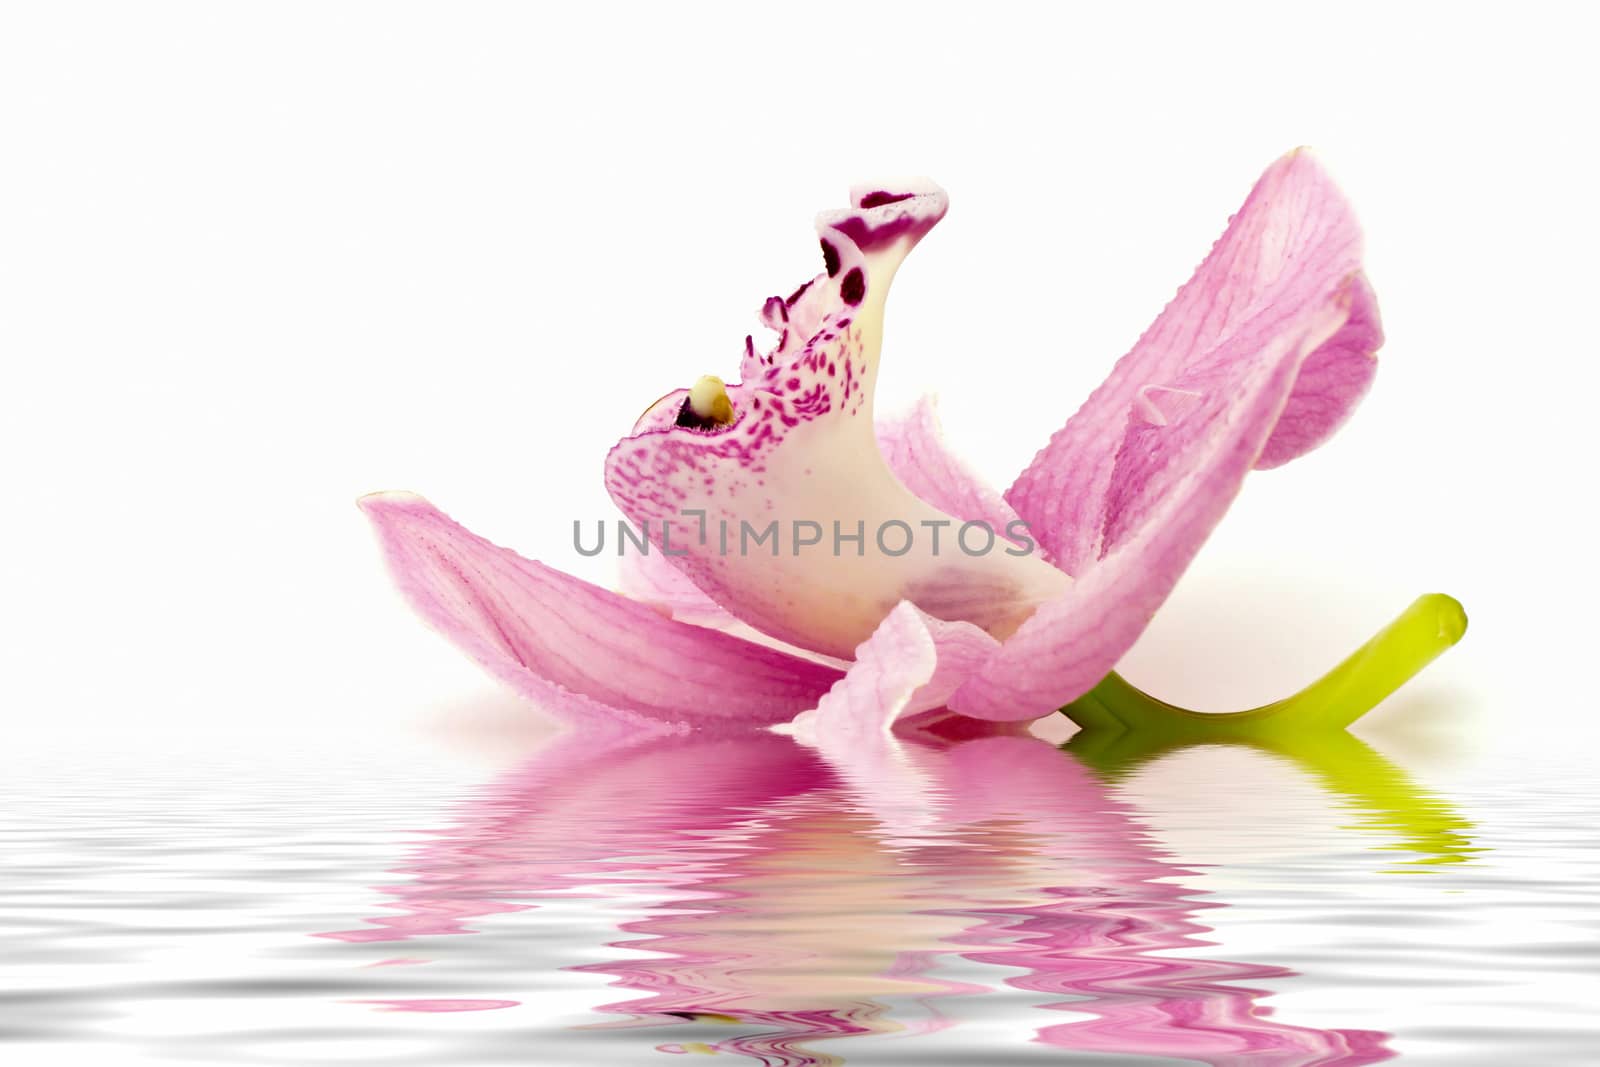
[1006,150,1380,575]
[875,395,1029,537]
[788,601,999,748]
[359,492,841,734]
[950,154,1365,719]
[616,545,738,628]
[1256,272,1382,469]
[784,603,1001,835]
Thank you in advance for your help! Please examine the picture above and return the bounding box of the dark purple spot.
[826,361,836,376]
[859,190,915,208]
[786,377,800,390]
[787,279,813,306]
[831,212,934,252]
[840,267,865,305]
[674,397,726,432]
[820,239,840,277]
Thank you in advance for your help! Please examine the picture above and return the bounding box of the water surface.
[3,724,1596,1065]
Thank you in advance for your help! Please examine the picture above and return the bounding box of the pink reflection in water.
[927,737,1390,1064]
[321,730,1390,1065]
[352,998,519,1013]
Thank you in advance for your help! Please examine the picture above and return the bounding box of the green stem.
[1061,593,1467,741]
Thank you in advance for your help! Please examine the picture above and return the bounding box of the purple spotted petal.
[359,492,842,733]
[621,395,1031,628]
[1006,150,1380,575]
[606,184,1068,659]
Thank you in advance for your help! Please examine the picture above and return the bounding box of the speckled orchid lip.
[360,149,1466,744]
[608,181,1071,660]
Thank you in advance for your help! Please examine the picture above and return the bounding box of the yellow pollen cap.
[687,375,736,425]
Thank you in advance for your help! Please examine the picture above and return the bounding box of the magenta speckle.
[859,190,916,208]
[820,239,840,276]
[840,268,865,305]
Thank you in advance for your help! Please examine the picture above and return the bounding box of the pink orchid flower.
[361,149,1462,740]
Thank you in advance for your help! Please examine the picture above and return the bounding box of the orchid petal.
[606,185,1068,659]
[933,152,1371,721]
[616,545,737,628]
[617,542,858,673]
[1005,150,1378,574]
[622,394,1028,627]
[783,602,999,840]
[787,601,999,747]
[952,273,1358,720]
[1256,272,1382,469]
[875,395,1029,536]
[360,492,842,733]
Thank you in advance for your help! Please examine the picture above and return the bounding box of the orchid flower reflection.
[316,729,1473,1063]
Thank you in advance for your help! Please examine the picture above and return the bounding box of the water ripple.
[2,730,1597,1065]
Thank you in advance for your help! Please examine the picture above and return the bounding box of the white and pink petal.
[606,184,1068,660]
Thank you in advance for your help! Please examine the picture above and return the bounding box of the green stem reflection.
[1064,729,1482,869]
[1059,593,1475,869]
[1061,593,1467,742]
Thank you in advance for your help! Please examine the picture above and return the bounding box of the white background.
[3,1,1596,751]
